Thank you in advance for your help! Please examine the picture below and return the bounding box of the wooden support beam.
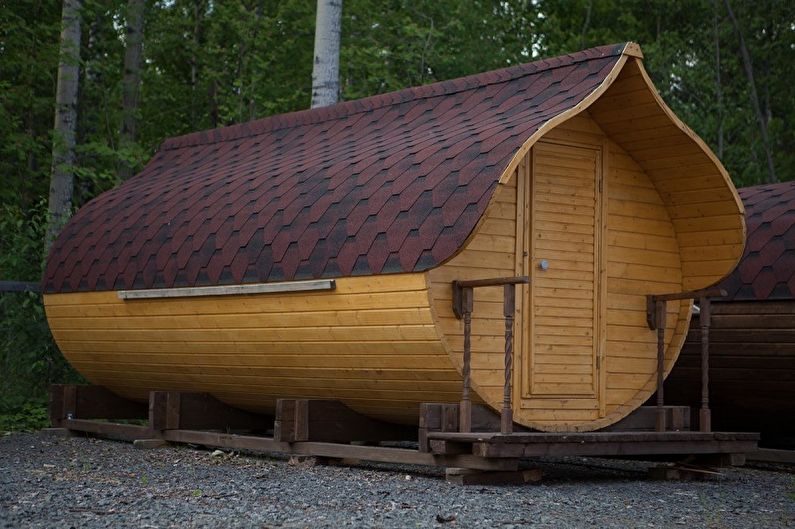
[149,391,271,432]
[162,429,517,471]
[49,384,147,426]
[648,464,721,481]
[62,419,152,441]
[445,467,543,486]
[274,399,415,443]
[746,448,795,464]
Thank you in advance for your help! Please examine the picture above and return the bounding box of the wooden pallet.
[49,385,759,484]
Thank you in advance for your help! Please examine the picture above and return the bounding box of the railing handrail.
[451,275,529,435]
[646,288,728,433]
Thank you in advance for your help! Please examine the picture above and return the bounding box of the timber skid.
[49,384,759,485]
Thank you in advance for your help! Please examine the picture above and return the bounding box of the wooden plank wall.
[429,109,690,431]
[664,301,795,446]
[588,58,745,291]
[44,274,461,425]
[427,167,520,407]
[528,113,688,430]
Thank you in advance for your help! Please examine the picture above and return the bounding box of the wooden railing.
[646,288,727,432]
[452,276,529,435]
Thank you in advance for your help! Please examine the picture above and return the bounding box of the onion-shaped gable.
[44,43,633,293]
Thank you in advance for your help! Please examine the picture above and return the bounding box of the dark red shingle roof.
[721,181,795,301]
[44,43,628,293]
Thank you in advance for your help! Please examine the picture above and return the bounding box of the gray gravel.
[1,431,793,528]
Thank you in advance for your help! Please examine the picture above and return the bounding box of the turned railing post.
[699,296,712,432]
[459,286,474,433]
[646,287,726,434]
[502,284,515,434]
[655,299,667,432]
[452,276,528,435]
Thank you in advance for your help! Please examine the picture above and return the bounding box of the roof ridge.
[162,42,630,151]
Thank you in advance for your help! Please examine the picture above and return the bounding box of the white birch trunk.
[47,0,82,249]
[311,0,342,108]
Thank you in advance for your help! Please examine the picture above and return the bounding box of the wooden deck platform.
[48,384,760,483]
[426,431,759,459]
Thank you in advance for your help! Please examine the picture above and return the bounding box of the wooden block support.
[149,391,271,432]
[49,384,147,427]
[274,399,415,443]
[648,464,721,481]
[419,402,528,451]
[445,468,543,486]
[689,453,746,468]
[133,438,169,449]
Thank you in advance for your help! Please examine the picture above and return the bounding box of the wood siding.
[44,274,460,424]
[588,58,745,291]
[665,301,795,446]
[427,164,520,408]
[429,108,690,431]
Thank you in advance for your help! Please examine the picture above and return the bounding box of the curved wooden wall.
[428,111,689,432]
[43,53,744,433]
[44,274,461,425]
[588,58,745,290]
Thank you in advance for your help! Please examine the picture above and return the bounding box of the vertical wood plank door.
[523,140,604,404]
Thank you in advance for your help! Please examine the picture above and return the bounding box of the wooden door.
[520,140,605,403]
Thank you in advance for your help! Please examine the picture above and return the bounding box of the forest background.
[1,0,793,428]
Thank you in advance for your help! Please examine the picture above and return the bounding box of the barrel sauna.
[43,43,745,432]
[665,181,795,447]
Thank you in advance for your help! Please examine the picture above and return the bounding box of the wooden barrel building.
[665,181,795,446]
[43,43,745,432]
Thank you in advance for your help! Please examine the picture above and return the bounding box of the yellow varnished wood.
[45,274,458,424]
[46,44,743,433]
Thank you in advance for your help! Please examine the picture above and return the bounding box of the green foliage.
[0,201,82,415]
[0,403,50,433]
[0,0,793,425]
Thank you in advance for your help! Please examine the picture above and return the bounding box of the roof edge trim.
[495,48,631,187]
[423,44,636,275]
[629,56,747,290]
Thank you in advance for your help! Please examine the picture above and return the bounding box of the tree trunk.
[119,0,145,181]
[47,0,82,250]
[311,0,342,108]
[580,0,593,49]
[190,1,204,129]
[713,0,723,159]
[723,0,777,184]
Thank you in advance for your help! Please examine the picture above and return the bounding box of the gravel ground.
[1,431,793,528]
